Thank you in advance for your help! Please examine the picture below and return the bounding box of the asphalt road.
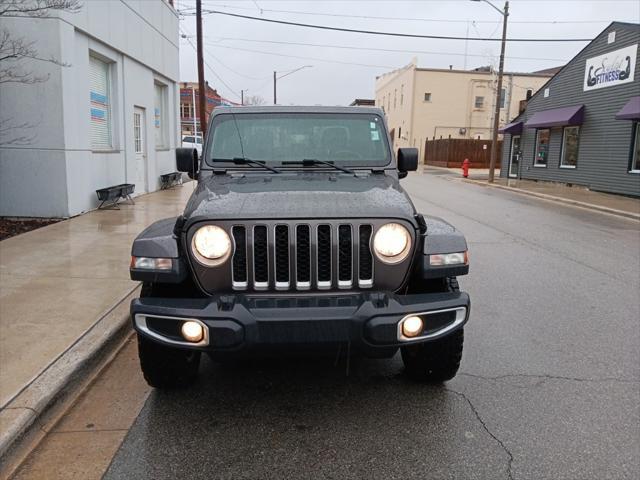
[23,171,640,480]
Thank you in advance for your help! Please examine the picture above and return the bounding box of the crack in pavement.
[445,387,515,480]
[459,372,639,388]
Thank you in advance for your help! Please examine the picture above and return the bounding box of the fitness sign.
[583,44,637,91]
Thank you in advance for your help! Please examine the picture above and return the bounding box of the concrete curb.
[0,285,140,467]
[462,179,640,221]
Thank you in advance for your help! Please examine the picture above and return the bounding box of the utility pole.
[191,86,197,136]
[196,0,207,136]
[273,66,312,106]
[488,1,508,183]
[241,89,244,106]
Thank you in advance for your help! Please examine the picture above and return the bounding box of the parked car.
[181,135,203,156]
[130,106,470,388]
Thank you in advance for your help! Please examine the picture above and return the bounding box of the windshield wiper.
[231,157,281,173]
[284,159,355,175]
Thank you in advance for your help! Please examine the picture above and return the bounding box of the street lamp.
[273,65,313,104]
[471,0,509,183]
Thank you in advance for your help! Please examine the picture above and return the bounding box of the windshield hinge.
[212,169,228,175]
[371,169,386,175]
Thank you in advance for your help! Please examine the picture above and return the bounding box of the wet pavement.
[425,165,640,216]
[0,184,194,408]
[12,171,640,479]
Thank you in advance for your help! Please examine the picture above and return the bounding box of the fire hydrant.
[462,158,471,178]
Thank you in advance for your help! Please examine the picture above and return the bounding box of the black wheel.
[136,282,201,389]
[401,277,464,382]
[137,335,201,389]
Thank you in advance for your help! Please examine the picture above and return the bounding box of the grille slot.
[275,225,290,289]
[229,222,376,291]
[295,225,311,289]
[317,225,332,289]
[358,225,373,288]
[231,226,247,289]
[253,225,269,289]
[338,225,352,288]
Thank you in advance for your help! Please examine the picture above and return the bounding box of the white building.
[0,0,180,217]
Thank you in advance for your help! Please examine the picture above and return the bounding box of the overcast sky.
[176,0,640,106]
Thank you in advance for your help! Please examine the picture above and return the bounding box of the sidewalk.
[421,165,499,181]
[0,184,193,454]
[466,177,640,220]
[423,165,640,220]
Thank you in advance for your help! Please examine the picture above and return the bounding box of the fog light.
[181,321,204,342]
[402,316,424,338]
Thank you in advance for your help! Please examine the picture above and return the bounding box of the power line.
[198,9,593,42]
[180,29,242,99]
[203,48,270,81]
[185,2,612,25]
[204,36,568,62]
[210,44,397,69]
[183,1,617,24]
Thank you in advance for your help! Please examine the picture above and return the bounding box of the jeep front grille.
[230,223,374,291]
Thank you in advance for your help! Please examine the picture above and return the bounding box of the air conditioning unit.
[459,128,467,135]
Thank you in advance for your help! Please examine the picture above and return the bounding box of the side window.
[89,55,112,150]
[534,129,550,167]
[474,96,484,109]
[631,122,640,172]
[560,126,580,168]
[499,88,506,109]
[424,92,432,102]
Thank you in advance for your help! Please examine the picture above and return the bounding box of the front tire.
[137,335,201,389]
[137,282,201,389]
[401,277,464,382]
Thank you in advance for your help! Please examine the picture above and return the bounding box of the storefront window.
[534,129,550,167]
[631,122,640,172]
[560,126,580,168]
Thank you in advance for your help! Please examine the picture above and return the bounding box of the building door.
[133,107,147,194]
[508,135,521,178]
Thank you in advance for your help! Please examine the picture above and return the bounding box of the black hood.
[183,172,417,222]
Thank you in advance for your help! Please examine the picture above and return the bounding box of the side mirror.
[397,148,419,176]
[176,147,199,180]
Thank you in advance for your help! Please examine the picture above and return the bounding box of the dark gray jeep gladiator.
[130,106,470,388]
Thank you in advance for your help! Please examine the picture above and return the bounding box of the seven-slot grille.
[231,223,374,291]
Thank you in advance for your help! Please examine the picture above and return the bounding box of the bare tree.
[0,0,81,144]
[244,94,266,106]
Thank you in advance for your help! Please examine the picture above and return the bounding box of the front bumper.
[131,291,470,357]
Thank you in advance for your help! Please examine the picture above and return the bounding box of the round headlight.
[192,225,231,265]
[373,223,411,264]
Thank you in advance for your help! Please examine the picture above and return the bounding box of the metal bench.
[96,183,135,210]
[160,172,183,190]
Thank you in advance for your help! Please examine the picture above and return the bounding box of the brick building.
[179,82,237,136]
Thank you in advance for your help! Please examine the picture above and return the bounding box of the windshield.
[205,113,390,167]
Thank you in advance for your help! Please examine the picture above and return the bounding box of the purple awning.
[525,105,585,128]
[498,121,523,134]
[615,96,640,120]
